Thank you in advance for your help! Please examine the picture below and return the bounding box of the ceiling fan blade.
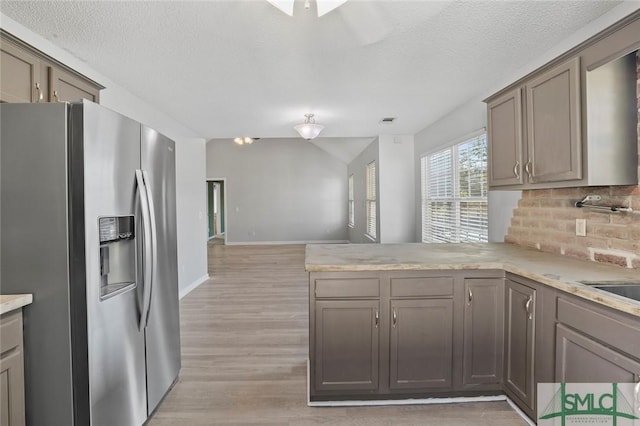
[316,0,348,17]
[266,0,295,16]
[338,2,392,45]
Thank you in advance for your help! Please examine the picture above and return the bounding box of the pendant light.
[294,114,324,140]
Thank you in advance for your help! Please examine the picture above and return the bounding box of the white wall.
[379,135,415,243]
[347,139,380,243]
[1,14,209,295]
[176,140,209,297]
[413,100,521,243]
[206,138,348,244]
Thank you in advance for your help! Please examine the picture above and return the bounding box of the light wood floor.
[149,244,527,425]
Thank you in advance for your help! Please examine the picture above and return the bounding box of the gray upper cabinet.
[314,299,380,392]
[1,30,102,104]
[504,279,536,412]
[389,299,453,390]
[0,41,40,103]
[487,88,524,187]
[49,66,100,103]
[463,278,504,386]
[484,12,640,190]
[525,57,582,183]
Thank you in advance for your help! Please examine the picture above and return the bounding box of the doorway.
[207,179,226,244]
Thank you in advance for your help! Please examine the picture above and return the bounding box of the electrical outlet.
[575,219,587,237]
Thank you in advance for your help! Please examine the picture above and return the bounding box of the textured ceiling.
[0,0,624,146]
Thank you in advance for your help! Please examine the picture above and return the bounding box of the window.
[348,174,354,227]
[365,161,377,239]
[421,133,488,243]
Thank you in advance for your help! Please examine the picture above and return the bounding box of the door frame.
[207,177,227,245]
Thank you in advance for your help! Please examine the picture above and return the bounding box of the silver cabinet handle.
[392,308,397,328]
[35,82,43,102]
[525,160,533,180]
[468,288,473,304]
[513,161,520,179]
[525,296,533,320]
[374,310,379,328]
[53,90,60,102]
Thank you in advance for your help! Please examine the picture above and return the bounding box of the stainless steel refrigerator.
[0,100,181,426]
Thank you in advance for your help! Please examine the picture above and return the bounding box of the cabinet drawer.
[557,298,640,359]
[390,277,453,297]
[0,311,23,354]
[315,278,380,298]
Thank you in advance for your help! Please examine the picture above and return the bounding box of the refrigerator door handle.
[136,169,154,331]
[141,170,158,329]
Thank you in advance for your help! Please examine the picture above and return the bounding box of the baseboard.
[225,240,349,246]
[179,274,209,299]
[305,360,535,424]
[506,397,536,426]
[307,395,507,407]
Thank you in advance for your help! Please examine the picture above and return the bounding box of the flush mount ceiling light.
[294,114,324,140]
[233,137,258,145]
[267,0,348,17]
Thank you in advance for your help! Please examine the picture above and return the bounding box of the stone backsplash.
[505,52,640,269]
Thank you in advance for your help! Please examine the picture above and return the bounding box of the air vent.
[379,117,396,123]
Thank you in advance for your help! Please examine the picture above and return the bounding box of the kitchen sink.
[579,281,640,302]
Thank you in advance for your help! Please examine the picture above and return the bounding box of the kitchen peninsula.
[305,243,640,420]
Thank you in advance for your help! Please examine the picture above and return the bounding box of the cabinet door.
[314,300,379,392]
[526,57,582,183]
[555,324,640,383]
[0,311,26,426]
[49,67,100,103]
[504,279,536,409]
[487,88,524,187]
[0,41,41,103]
[463,278,504,386]
[389,299,453,390]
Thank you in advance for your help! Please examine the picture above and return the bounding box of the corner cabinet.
[1,30,103,104]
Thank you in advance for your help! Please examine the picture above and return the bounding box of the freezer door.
[78,101,147,426]
[141,125,181,414]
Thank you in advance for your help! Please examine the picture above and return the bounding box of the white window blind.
[365,161,377,239]
[348,174,354,227]
[421,133,488,243]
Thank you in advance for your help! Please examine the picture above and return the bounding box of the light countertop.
[305,243,640,317]
[0,294,33,316]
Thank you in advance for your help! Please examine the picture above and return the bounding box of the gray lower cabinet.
[1,30,102,104]
[0,310,26,426]
[314,300,380,392]
[555,324,640,383]
[463,278,504,386]
[504,278,536,413]
[555,294,640,384]
[389,299,453,390]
